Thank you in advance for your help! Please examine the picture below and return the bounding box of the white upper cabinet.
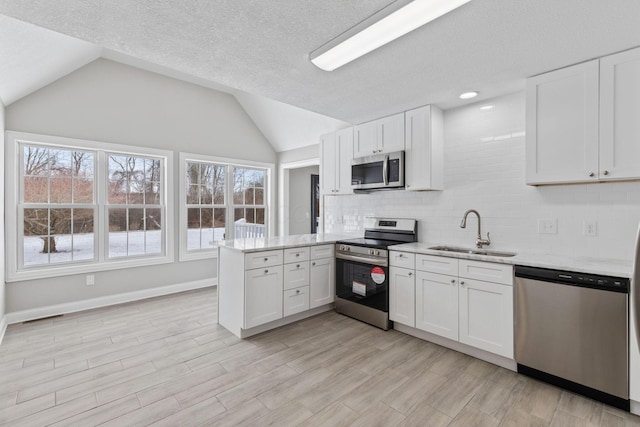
[404,105,444,190]
[320,128,353,195]
[354,113,404,158]
[526,60,600,184]
[600,47,640,180]
[526,47,640,185]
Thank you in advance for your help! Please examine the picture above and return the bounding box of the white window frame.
[6,131,174,282]
[179,152,275,261]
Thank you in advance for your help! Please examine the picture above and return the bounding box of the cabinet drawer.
[284,247,310,264]
[284,286,310,317]
[310,244,334,259]
[390,251,415,268]
[283,261,310,290]
[245,250,283,270]
[416,255,458,275]
[458,260,513,285]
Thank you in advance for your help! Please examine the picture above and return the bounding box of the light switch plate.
[86,274,95,286]
[537,219,557,234]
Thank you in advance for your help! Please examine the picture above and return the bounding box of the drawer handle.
[603,170,609,176]
[264,269,269,274]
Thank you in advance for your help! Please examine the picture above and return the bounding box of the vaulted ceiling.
[2,1,640,151]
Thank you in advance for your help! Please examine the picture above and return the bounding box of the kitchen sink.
[428,246,517,257]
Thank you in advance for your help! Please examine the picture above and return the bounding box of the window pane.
[49,177,72,203]
[24,208,49,237]
[145,208,162,254]
[72,208,95,261]
[50,208,72,236]
[214,208,226,242]
[145,208,162,231]
[73,178,94,204]
[187,185,200,204]
[145,158,160,182]
[24,235,48,266]
[108,155,129,203]
[213,166,225,204]
[186,162,199,187]
[23,146,49,176]
[50,149,71,176]
[200,185,213,204]
[24,176,49,203]
[244,187,254,205]
[108,208,127,258]
[187,207,201,250]
[255,188,264,205]
[201,228,214,249]
[128,208,144,232]
[201,208,213,229]
[256,208,265,225]
[145,181,160,205]
[73,152,94,178]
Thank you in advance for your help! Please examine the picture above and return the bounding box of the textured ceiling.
[1,1,640,126]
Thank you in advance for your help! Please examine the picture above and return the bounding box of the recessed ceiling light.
[479,104,494,111]
[459,91,478,100]
[309,0,474,71]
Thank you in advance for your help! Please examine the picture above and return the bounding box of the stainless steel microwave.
[351,151,404,191]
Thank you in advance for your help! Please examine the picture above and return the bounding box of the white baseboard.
[0,315,7,347]
[5,279,217,325]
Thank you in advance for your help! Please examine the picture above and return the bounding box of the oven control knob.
[375,250,380,256]
[346,247,351,251]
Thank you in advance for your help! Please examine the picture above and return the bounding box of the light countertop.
[391,242,634,278]
[216,233,358,253]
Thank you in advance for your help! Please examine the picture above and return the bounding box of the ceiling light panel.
[310,0,473,71]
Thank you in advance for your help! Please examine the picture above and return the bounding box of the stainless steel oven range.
[335,218,417,330]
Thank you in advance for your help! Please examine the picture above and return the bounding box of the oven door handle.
[336,252,388,267]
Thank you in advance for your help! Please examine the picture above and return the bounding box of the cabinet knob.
[398,254,403,258]
[603,170,609,176]
[451,279,456,284]
[296,289,300,294]
[460,281,465,285]
[312,262,316,266]
[264,258,268,261]
[589,172,596,178]
[408,272,413,276]
[296,264,300,268]
[296,253,300,257]
[264,269,269,273]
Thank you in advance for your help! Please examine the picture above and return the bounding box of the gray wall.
[278,144,320,165]
[5,58,276,313]
[0,101,5,325]
[289,166,319,235]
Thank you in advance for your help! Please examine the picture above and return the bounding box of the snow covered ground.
[23,225,263,266]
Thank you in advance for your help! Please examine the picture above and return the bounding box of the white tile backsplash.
[324,91,640,262]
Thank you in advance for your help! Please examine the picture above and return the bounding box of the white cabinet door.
[309,257,335,308]
[389,266,415,327]
[284,286,310,317]
[415,271,458,341]
[526,60,600,184]
[336,128,354,194]
[404,105,444,190]
[244,266,283,329]
[353,120,378,158]
[320,132,337,194]
[600,47,640,181]
[459,278,513,358]
[378,113,405,154]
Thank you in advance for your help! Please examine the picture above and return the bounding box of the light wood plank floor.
[1,287,639,426]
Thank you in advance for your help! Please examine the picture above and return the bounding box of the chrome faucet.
[460,209,491,249]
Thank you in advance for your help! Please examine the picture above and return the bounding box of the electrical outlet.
[537,219,557,235]
[86,274,95,286]
[583,221,597,236]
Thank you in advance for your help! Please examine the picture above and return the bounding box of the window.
[6,131,174,281]
[180,153,273,260]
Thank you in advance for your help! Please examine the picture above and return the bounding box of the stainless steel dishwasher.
[515,266,629,411]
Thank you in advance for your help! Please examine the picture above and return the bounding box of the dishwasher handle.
[515,265,629,293]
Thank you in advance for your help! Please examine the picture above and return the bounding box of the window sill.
[6,255,175,283]
[179,250,218,262]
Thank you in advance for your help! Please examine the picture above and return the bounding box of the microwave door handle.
[383,154,389,186]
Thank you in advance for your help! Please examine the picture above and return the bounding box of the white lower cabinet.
[415,270,459,341]
[389,266,415,327]
[244,265,283,329]
[390,252,514,359]
[458,277,513,357]
[310,256,335,309]
[284,286,310,317]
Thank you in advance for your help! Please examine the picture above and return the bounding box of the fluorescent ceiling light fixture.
[479,104,494,111]
[309,0,473,71]
[459,91,478,99]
